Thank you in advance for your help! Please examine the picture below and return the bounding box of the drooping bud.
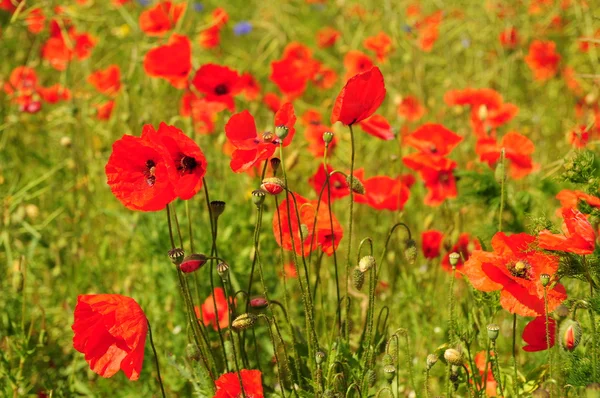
[168,248,185,265]
[367,369,376,387]
[252,189,267,207]
[180,253,207,273]
[382,353,394,366]
[448,252,460,267]
[346,175,365,195]
[383,364,396,383]
[275,125,289,140]
[555,304,569,319]
[323,131,334,144]
[232,313,257,331]
[426,354,438,370]
[261,177,286,195]
[359,255,376,273]
[353,267,365,290]
[210,201,226,218]
[217,262,230,279]
[444,348,463,366]
[404,239,418,264]
[250,296,269,309]
[270,157,281,174]
[560,319,582,351]
[540,273,551,287]
[315,351,326,365]
[332,373,346,392]
[487,324,500,341]
[299,224,309,240]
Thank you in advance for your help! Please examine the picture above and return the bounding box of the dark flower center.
[214,84,229,95]
[438,171,450,183]
[178,155,197,174]
[507,260,532,280]
[430,145,438,153]
[145,159,156,186]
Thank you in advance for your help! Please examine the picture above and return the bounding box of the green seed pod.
[404,239,418,264]
[315,351,326,365]
[217,262,230,280]
[168,248,185,265]
[383,364,396,383]
[353,267,365,290]
[346,175,365,195]
[487,324,500,341]
[323,131,334,144]
[540,273,551,287]
[448,252,460,267]
[252,189,267,207]
[275,125,289,140]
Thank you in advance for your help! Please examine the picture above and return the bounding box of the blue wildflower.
[233,21,252,36]
[193,2,204,12]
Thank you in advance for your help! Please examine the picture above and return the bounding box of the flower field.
[1,0,600,397]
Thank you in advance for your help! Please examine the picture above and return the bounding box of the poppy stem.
[345,124,357,341]
[543,286,553,390]
[147,321,167,398]
[166,205,176,249]
[512,313,519,395]
[498,148,506,232]
[490,340,504,396]
[448,265,456,344]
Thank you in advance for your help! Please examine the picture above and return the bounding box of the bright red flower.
[353,169,411,211]
[192,64,241,111]
[214,369,264,398]
[316,26,341,48]
[342,50,374,82]
[404,123,462,156]
[499,27,518,49]
[522,316,556,352]
[87,65,121,96]
[270,43,320,99]
[238,72,261,101]
[180,92,226,135]
[198,287,230,331]
[403,153,457,206]
[462,232,567,317]
[441,233,481,276]
[37,84,71,104]
[422,230,444,259]
[263,92,281,113]
[41,23,95,71]
[273,193,343,257]
[96,100,115,121]
[308,164,349,202]
[3,66,38,98]
[143,34,191,89]
[211,7,228,28]
[105,134,175,211]
[476,131,536,179]
[538,207,596,255]
[0,0,22,12]
[363,31,394,61]
[525,40,561,81]
[225,103,296,172]
[331,66,386,126]
[312,64,338,90]
[72,294,147,380]
[556,189,600,210]
[358,114,394,140]
[141,123,207,200]
[25,7,46,34]
[139,1,186,37]
[199,25,221,49]
[473,351,498,397]
[415,11,442,52]
[567,125,592,148]
[397,95,426,122]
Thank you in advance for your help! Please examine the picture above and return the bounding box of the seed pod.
[210,201,226,218]
[487,324,500,341]
[383,365,396,383]
[232,313,257,331]
[560,319,582,351]
[353,267,365,290]
[346,175,365,195]
[168,248,185,265]
[217,262,230,279]
[180,253,207,273]
[323,131,334,144]
[261,177,286,195]
[252,189,267,207]
[315,351,326,365]
[359,255,376,273]
[275,125,289,140]
[540,273,550,287]
[270,158,281,174]
[448,252,460,267]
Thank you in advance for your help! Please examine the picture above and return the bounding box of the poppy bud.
[383,364,396,383]
[426,354,438,370]
[252,189,267,207]
[404,239,418,264]
[270,157,281,174]
[323,131,334,144]
[560,319,582,351]
[250,296,269,309]
[382,353,394,366]
[315,351,326,365]
[359,255,376,273]
[448,252,460,267]
[12,271,24,293]
[210,201,226,218]
[186,343,201,361]
[487,324,500,341]
[494,161,506,184]
[444,348,463,366]
[346,175,365,195]
[367,369,376,387]
[555,304,569,319]
[299,224,309,240]
[353,267,365,290]
[275,125,289,140]
[217,262,229,279]
[180,253,207,273]
[168,248,185,265]
[232,313,257,331]
[261,177,285,195]
[540,273,551,287]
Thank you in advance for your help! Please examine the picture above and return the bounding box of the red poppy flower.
[197,287,231,331]
[139,1,186,36]
[316,26,341,48]
[180,92,226,135]
[566,125,592,148]
[363,31,394,62]
[105,134,176,211]
[41,23,95,71]
[238,72,261,101]
[4,66,38,98]
[270,43,320,99]
[556,189,600,209]
[422,230,444,259]
[403,153,457,206]
[0,0,22,12]
[499,27,518,49]
[342,50,374,82]
[305,123,336,158]
[358,114,394,140]
[462,232,567,317]
[308,164,349,202]
[143,34,191,89]
[199,25,221,49]
[331,66,386,126]
[562,67,583,96]
[415,11,442,52]
[397,96,426,122]
[87,65,121,96]
[353,169,411,211]
[141,123,207,200]
[25,7,46,34]
[273,193,343,257]
[96,100,115,120]
[404,123,462,156]
[37,84,71,104]
[263,92,281,113]
[192,64,241,111]
[522,316,556,352]
[525,40,561,81]
[312,64,338,90]
[72,294,147,380]
[225,103,296,172]
[475,131,536,179]
[211,7,228,28]
[214,369,264,398]
[441,233,481,275]
[473,351,498,397]
[538,207,596,255]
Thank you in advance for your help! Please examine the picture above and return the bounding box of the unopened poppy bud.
[448,252,460,267]
[404,239,418,264]
[323,131,334,144]
[252,189,267,207]
[426,354,438,370]
[275,125,289,140]
[540,273,551,287]
[270,157,281,174]
[315,351,326,365]
[261,177,285,195]
[210,201,226,218]
[359,255,376,273]
[487,324,500,341]
[494,161,506,184]
[477,104,488,121]
[532,388,550,398]
[186,343,201,361]
[12,271,24,293]
[250,296,269,309]
[300,224,309,239]
[168,248,185,265]
[217,262,229,279]
[555,304,569,319]
[232,313,257,331]
[180,253,207,273]
[560,319,582,351]
[353,267,365,290]
[383,364,396,383]
[444,348,463,365]
[367,369,376,387]
[346,175,365,194]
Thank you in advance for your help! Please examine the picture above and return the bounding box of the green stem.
[512,313,518,396]
[345,124,357,341]
[222,278,247,398]
[147,321,167,398]
[448,266,456,344]
[490,341,504,397]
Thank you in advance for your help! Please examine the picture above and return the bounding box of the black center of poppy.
[145,159,156,186]
[439,171,450,183]
[179,156,197,173]
[430,145,438,153]
[214,84,229,95]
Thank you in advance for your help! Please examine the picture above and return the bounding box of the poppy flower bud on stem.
[560,319,582,351]
[345,175,365,195]
[261,177,285,195]
[275,125,289,140]
[249,296,269,309]
[487,324,500,341]
[426,354,438,370]
[359,255,376,273]
[404,239,417,264]
[179,253,207,273]
[251,189,267,207]
[495,149,506,184]
[210,201,226,219]
[444,348,463,366]
[270,157,281,174]
[168,248,185,265]
[232,313,257,331]
[353,267,365,290]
